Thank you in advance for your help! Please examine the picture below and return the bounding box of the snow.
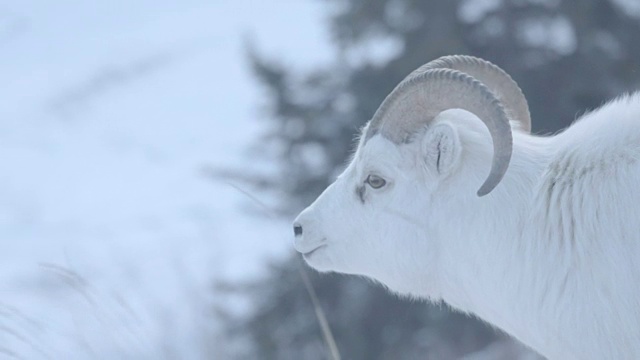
[611,0,640,18]
[458,0,502,24]
[517,15,576,56]
[0,1,331,357]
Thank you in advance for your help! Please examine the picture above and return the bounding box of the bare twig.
[298,264,341,360]
[223,180,342,360]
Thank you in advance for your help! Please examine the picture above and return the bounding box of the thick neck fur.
[431,131,556,356]
[419,98,640,359]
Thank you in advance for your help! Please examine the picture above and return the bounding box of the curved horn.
[365,68,512,197]
[413,55,531,132]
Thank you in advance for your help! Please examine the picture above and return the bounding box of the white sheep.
[292,55,640,359]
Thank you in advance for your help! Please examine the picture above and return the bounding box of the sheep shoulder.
[550,92,640,176]
[531,92,640,254]
[521,92,640,358]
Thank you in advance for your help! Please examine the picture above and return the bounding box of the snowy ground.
[0,1,331,358]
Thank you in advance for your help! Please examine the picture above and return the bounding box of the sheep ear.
[421,122,461,176]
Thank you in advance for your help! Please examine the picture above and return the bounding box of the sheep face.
[294,112,468,296]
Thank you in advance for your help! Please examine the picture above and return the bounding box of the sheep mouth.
[303,245,327,258]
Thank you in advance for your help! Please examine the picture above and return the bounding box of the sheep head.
[293,55,529,295]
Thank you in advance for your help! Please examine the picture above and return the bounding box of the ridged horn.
[413,55,531,132]
[364,68,513,197]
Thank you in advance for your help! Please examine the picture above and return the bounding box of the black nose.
[293,223,303,237]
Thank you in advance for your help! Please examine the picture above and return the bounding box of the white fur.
[293,93,640,359]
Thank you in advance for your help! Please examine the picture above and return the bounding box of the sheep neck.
[435,134,564,357]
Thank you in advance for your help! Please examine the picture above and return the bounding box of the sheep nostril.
[293,224,303,237]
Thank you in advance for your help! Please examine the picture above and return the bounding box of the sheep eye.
[366,174,386,189]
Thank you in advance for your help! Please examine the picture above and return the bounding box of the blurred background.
[1,0,639,359]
